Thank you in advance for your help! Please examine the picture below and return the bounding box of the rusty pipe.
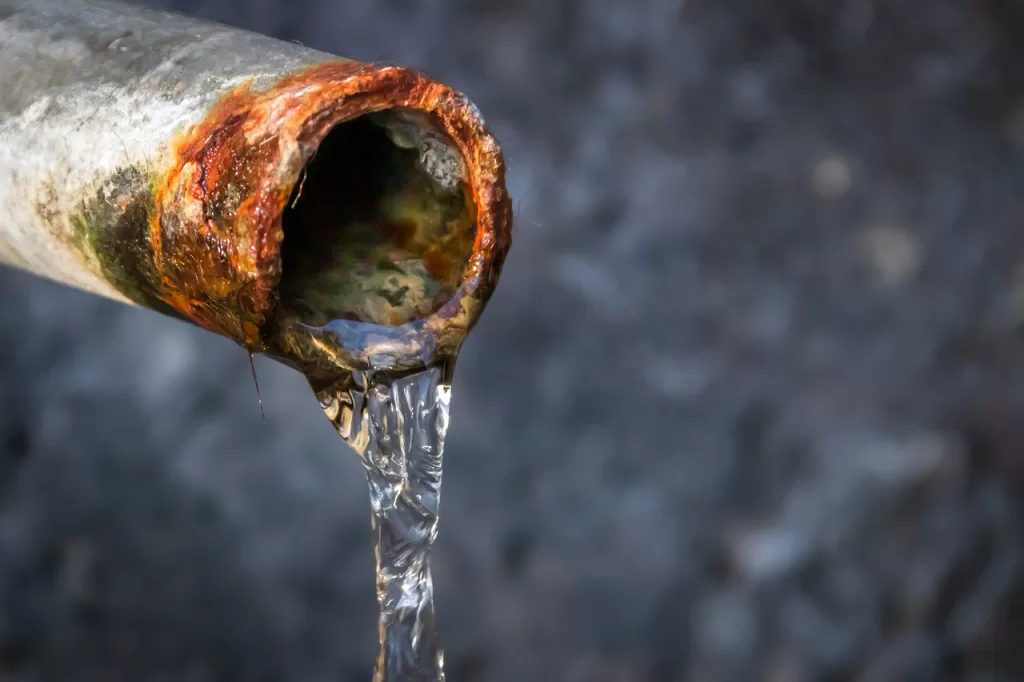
[0,0,512,380]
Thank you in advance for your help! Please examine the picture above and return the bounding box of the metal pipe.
[0,0,512,379]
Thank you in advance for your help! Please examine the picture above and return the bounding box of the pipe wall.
[0,0,512,373]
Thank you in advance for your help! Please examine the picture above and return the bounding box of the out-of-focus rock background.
[3,0,1024,680]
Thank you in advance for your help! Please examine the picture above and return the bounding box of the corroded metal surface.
[0,0,512,375]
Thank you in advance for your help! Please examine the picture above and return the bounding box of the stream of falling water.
[315,364,452,682]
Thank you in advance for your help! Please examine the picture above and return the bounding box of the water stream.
[270,109,479,681]
[315,363,453,682]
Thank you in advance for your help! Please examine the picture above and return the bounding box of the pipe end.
[152,60,513,376]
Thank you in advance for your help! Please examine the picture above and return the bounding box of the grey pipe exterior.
[0,0,513,376]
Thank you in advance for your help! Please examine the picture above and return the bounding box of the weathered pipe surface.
[0,0,512,376]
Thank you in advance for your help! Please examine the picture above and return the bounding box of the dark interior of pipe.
[276,109,476,329]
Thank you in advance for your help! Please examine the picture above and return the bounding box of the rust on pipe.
[0,0,513,381]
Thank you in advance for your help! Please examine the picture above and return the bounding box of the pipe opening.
[276,109,478,329]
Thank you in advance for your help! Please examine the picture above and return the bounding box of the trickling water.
[315,364,452,682]
[268,108,481,680]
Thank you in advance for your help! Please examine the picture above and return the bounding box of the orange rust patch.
[423,246,452,282]
[149,58,512,356]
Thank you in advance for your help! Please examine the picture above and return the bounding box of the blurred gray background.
[3,0,1024,680]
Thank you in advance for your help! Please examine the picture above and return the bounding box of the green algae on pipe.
[0,0,513,380]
